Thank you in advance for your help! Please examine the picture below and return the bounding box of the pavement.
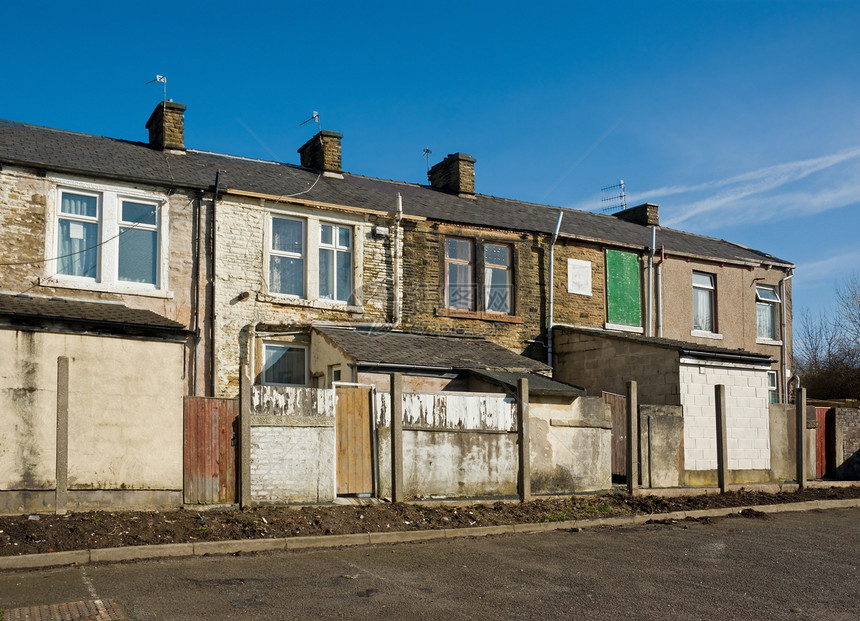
[2,504,858,620]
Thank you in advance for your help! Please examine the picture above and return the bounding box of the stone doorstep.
[1,498,859,571]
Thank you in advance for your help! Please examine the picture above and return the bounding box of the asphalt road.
[1,508,858,620]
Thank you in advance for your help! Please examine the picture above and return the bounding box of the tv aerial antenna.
[422,147,432,172]
[146,75,167,101]
[600,180,627,214]
[300,110,321,132]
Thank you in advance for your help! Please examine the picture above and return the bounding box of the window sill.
[756,338,783,346]
[435,308,524,324]
[604,322,644,334]
[258,292,364,314]
[39,277,174,299]
[691,329,723,340]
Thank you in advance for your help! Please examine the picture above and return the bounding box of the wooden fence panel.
[184,397,238,504]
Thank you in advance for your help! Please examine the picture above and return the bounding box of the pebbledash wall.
[213,194,401,396]
[680,359,771,472]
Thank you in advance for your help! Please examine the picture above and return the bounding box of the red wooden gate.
[815,407,835,479]
[604,391,627,478]
[184,397,238,504]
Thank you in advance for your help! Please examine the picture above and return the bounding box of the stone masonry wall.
[399,220,547,359]
[214,196,396,396]
[836,407,860,479]
[552,240,606,329]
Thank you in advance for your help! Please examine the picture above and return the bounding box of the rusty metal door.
[184,397,238,504]
[336,385,374,496]
[604,391,627,478]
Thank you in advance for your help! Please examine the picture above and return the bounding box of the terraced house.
[0,101,794,511]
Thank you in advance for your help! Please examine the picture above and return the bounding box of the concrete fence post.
[390,373,404,503]
[626,380,638,494]
[517,378,531,502]
[715,384,729,493]
[55,356,70,515]
[796,387,807,489]
[239,363,252,508]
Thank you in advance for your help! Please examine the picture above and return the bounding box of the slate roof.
[469,369,586,397]
[555,325,775,364]
[0,118,792,267]
[0,294,188,336]
[315,327,550,373]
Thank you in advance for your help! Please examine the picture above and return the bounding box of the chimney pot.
[145,101,186,151]
[428,152,476,197]
[298,130,343,173]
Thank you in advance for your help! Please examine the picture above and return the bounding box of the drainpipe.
[191,190,204,396]
[656,245,665,338]
[393,193,403,326]
[547,210,564,367]
[647,226,656,337]
[780,269,794,403]
[210,171,221,397]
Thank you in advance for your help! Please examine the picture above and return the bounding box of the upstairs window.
[319,223,353,303]
[756,285,781,340]
[270,217,305,297]
[445,238,475,310]
[53,186,164,291]
[484,244,512,313]
[692,272,716,333]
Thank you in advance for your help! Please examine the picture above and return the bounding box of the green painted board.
[606,250,641,326]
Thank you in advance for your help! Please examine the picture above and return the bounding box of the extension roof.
[0,294,189,338]
[0,117,792,266]
[555,325,775,365]
[314,327,550,373]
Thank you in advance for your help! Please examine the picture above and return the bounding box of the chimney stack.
[145,101,186,152]
[428,153,476,197]
[298,130,343,174]
[613,203,659,227]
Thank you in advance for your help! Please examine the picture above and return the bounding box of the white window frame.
[692,271,720,337]
[42,176,170,297]
[261,342,309,387]
[268,216,306,298]
[318,222,353,303]
[767,370,779,403]
[755,285,781,343]
[263,208,364,310]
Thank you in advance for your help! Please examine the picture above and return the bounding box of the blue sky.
[3,1,858,317]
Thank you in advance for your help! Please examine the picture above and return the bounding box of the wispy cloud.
[652,147,860,229]
[796,248,860,284]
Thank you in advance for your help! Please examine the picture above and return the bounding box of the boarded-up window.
[605,250,641,326]
[567,258,592,295]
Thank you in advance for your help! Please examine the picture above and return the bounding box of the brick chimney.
[428,153,476,197]
[613,203,659,226]
[145,101,186,151]
[297,130,343,174]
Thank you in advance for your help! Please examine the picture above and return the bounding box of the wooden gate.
[604,391,627,478]
[815,407,835,479]
[335,385,374,496]
[184,396,238,504]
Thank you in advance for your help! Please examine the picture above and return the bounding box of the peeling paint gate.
[184,397,238,504]
[604,391,627,478]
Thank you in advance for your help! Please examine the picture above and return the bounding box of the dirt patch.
[1,486,858,557]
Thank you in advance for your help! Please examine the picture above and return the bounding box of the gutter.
[679,349,775,365]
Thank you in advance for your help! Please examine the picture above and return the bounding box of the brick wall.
[250,425,335,503]
[680,361,771,471]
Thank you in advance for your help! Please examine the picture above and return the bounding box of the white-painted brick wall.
[250,425,335,503]
[680,361,771,471]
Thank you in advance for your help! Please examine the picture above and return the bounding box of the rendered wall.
[638,405,685,488]
[249,386,335,503]
[529,397,612,493]
[0,329,184,512]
